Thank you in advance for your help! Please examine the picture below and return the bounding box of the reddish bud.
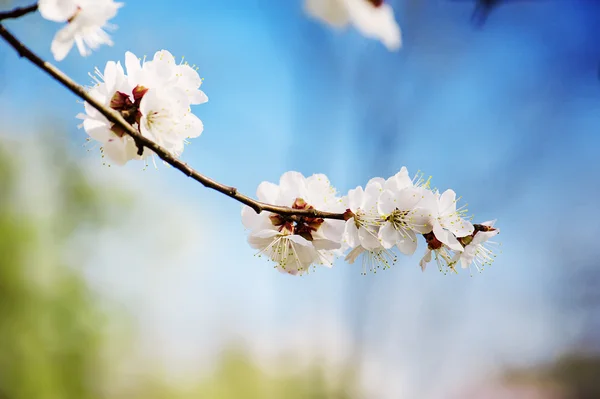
[423,232,443,250]
[132,85,149,103]
[292,198,308,210]
[110,91,132,110]
[269,214,285,227]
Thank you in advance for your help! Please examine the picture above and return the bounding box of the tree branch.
[0,24,346,220]
[0,3,38,21]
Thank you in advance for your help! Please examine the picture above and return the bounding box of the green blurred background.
[0,132,360,399]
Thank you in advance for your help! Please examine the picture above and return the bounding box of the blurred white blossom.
[38,0,123,61]
[304,0,401,51]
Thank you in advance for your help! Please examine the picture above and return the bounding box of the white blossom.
[378,186,433,255]
[77,60,144,165]
[375,167,434,255]
[428,189,474,252]
[242,172,344,275]
[124,50,208,105]
[341,178,397,273]
[77,51,207,165]
[38,0,123,61]
[304,0,401,51]
[343,178,384,251]
[419,232,459,274]
[453,220,500,272]
[138,88,203,157]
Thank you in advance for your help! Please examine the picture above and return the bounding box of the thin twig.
[0,24,346,220]
[0,3,38,21]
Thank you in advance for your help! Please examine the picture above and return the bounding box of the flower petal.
[50,25,76,61]
[396,230,417,255]
[241,206,262,230]
[378,222,398,249]
[256,181,280,203]
[345,1,401,51]
[377,189,396,215]
[348,186,364,211]
[305,0,350,28]
[358,225,380,251]
[419,249,432,271]
[344,219,360,249]
[38,0,77,22]
[438,189,457,215]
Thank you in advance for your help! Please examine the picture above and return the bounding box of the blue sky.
[2,0,600,397]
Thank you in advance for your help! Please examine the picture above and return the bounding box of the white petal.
[433,223,463,252]
[377,189,396,215]
[378,222,399,250]
[458,249,476,269]
[304,0,350,28]
[103,137,137,165]
[438,189,457,215]
[471,229,499,246]
[364,178,384,204]
[395,187,422,210]
[279,171,307,200]
[345,1,401,51]
[125,51,142,84]
[82,119,112,142]
[408,209,433,234]
[482,220,497,227]
[313,238,341,251]
[366,177,385,190]
[385,166,412,192]
[320,219,344,243]
[251,229,280,240]
[358,226,380,251]
[247,229,279,249]
[38,0,77,22]
[181,113,204,139]
[241,206,262,230]
[345,246,365,264]
[347,186,364,211]
[50,25,76,61]
[419,249,432,271]
[451,218,474,238]
[256,181,280,203]
[344,219,360,249]
[396,230,417,255]
[287,234,313,247]
[191,90,209,104]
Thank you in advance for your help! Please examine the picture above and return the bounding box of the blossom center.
[385,209,410,230]
[269,198,324,241]
[108,85,148,137]
[423,231,443,250]
[366,0,384,7]
[457,224,497,247]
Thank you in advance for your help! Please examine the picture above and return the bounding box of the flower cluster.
[78,51,208,165]
[242,168,499,276]
[304,0,402,51]
[39,0,122,61]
